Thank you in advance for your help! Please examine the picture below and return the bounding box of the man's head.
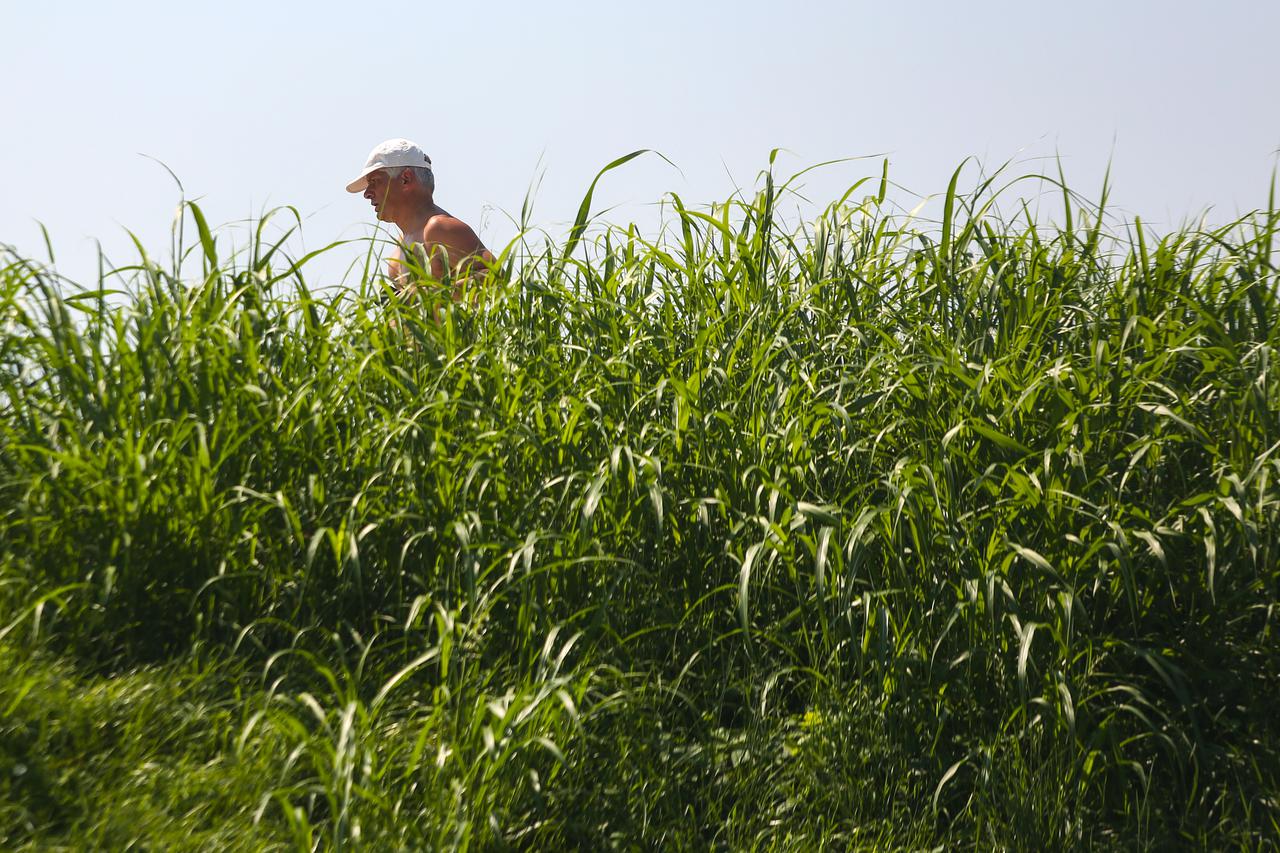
[346,138,435,221]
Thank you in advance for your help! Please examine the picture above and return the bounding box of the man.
[346,138,493,296]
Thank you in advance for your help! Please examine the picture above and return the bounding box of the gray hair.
[386,165,434,193]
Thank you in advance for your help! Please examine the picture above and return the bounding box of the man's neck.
[392,200,444,243]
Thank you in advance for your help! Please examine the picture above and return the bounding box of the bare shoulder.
[421,215,483,252]
[419,213,494,280]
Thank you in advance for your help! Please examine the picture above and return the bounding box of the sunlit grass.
[2,156,1278,849]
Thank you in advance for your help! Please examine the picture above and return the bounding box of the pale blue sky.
[3,1,1277,286]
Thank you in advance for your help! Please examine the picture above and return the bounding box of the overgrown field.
[2,159,1278,849]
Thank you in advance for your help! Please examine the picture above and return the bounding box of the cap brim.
[345,164,381,193]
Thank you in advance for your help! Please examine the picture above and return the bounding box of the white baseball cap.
[345,138,433,193]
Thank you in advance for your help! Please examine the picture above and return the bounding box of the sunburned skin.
[362,167,495,300]
[386,213,495,294]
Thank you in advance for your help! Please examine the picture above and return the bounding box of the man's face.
[362,169,395,221]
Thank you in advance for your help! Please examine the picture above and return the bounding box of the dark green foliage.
[1,162,1277,849]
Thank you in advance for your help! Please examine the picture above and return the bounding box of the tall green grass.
[2,158,1278,849]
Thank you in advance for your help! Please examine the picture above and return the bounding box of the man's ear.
[399,168,414,185]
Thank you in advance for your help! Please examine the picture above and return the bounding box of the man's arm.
[386,247,405,284]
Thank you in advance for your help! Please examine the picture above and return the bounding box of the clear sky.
[3,0,1277,287]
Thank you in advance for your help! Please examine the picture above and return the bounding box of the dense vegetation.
[2,157,1278,849]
